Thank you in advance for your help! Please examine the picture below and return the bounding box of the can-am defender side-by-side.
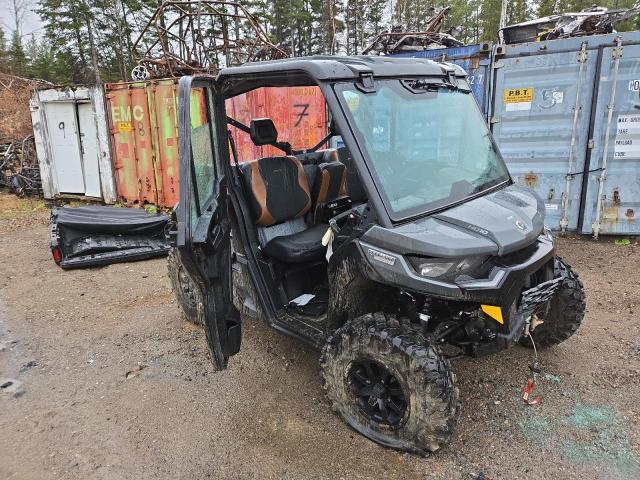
[167,56,586,454]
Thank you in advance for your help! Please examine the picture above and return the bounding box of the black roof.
[218,55,467,83]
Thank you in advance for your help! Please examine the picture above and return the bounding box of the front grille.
[493,242,538,268]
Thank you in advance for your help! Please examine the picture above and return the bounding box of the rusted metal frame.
[592,36,622,239]
[389,35,415,52]
[200,3,282,63]
[224,1,287,55]
[131,4,164,52]
[196,1,205,68]
[153,21,176,78]
[221,9,231,67]
[233,3,240,65]
[171,5,222,69]
[132,1,287,77]
[141,3,195,76]
[423,6,450,33]
[560,41,588,233]
[165,0,275,45]
[204,3,225,69]
[363,32,450,55]
[187,10,199,68]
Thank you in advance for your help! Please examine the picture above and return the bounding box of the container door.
[491,46,598,231]
[77,103,102,198]
[106,85,140,205]
[581,43,640,235]
[174,76,240,370]
[45,102,85,194]
[152,80,180,207]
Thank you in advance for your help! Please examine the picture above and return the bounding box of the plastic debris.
[614,238,631,246]
[523,378,542,406]
[125,364,147,379]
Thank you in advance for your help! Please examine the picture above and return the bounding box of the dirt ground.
[0,192,639,480]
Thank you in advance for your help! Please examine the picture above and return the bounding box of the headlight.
[407,256,487,280]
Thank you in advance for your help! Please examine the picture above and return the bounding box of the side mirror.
[250,118,278,146]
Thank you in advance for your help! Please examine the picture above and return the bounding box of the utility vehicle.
[167,56,586,454]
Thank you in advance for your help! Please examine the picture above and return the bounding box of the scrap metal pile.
[1,136,42,197]
[130,0,287,80]
[500,4,640,44]
[0,73,50,198]
[361,7,463,55]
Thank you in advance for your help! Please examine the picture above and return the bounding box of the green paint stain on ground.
[568,403,618,428]
[544,373,561,383]
[518,413,552,445]
[563,404,640,475]
[518,404,640,477]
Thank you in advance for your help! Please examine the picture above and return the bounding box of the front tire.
[523,257,586,348]
[320,313,459,454]
[167,249,200,324]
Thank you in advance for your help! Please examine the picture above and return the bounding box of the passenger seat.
[238,156,328,264]
[298,149,350,224]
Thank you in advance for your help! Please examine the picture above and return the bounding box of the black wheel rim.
[347,360,408,427]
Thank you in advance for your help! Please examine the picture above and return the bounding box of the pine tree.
[8,30,27,76]
[345,0,368,54]
[0,28,8,73]
[365,0,387,41]
[310,0,343,54]
[478,0,502,41]
[507,0,531,25]
[536,0,558,17]
[445,0,481,43]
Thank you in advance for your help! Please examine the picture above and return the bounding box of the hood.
[361,184,545,258]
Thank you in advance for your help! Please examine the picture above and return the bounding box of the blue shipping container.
[580,37,640,236]
[489,31,640,235]
[391,44,492,116]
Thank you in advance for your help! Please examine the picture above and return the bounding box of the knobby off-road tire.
[230,219,265,323]
[320,313,460,454]
[167,248,200,325]
[522,257,586,348]
[231,262,265,322]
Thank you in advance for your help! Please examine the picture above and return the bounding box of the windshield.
[336,80,510,220]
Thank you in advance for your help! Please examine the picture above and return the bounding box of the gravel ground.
[0,193,639,480]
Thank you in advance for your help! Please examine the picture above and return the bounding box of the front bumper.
[470,273,563,356]
[359,232,556,308]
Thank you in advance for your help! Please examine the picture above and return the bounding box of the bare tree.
[10,0,32,36]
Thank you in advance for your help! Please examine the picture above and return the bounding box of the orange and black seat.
[238,156,328,263]
[302,149,349,224]
[312,160,347,205]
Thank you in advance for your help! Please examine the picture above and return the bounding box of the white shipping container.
[30,86,115,203]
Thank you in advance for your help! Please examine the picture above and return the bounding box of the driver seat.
[238,155,328,263]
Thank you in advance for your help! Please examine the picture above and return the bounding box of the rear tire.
[167,249,200,325]
[320,312,459,454]
[522,257,586,348]
[232,262,265,322]
[230,215,265,323]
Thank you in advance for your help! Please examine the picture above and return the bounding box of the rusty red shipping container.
[106,80,326,208]
[106,80,182,207]
[226,86,327,162]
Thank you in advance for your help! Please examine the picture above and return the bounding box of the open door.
[174,75,241,370]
